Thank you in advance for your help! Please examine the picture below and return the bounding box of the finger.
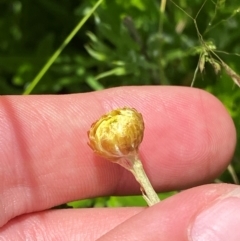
[98,184,240,241]
[0,87,236,226]
[0,208,143,240]
[1,184,240,241]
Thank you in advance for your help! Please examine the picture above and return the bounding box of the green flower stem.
[118,155,160,206]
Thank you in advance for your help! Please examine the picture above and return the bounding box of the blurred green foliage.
[1,0,240,206]
[67,192,177,208]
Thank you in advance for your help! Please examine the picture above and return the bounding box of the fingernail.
[189,196,240,241]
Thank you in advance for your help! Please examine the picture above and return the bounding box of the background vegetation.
[1,0,239,207]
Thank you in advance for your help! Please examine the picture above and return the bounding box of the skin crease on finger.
[0,86,236,229]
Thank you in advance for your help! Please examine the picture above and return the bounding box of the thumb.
[97,184,240,241]
[190,186,240,241]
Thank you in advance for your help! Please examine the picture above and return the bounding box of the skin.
[0,86,237,240]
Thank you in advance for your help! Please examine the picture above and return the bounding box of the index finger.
[0,86,236,227]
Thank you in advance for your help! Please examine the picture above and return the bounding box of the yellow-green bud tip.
[88,107,144,161]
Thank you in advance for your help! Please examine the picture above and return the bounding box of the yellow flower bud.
[88,107,144,161]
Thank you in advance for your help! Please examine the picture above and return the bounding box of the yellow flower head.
[88,107,144,161]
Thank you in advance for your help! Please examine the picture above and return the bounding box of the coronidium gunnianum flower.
[87,107,160,206]
[87,107,144,161]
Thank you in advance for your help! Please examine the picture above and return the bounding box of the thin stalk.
[158,0,169,85]
[23,0,103,95]
[117,155,160,206]
[227,164,239,184]
[130,158,160,206]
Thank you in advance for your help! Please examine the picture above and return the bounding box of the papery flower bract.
[88,107,144,161]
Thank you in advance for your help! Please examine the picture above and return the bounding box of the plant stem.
[116,155,160,206]
[23,0,103,95]
[130,157,160,206]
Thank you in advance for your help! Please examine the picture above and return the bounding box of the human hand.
[0,86,237,240]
